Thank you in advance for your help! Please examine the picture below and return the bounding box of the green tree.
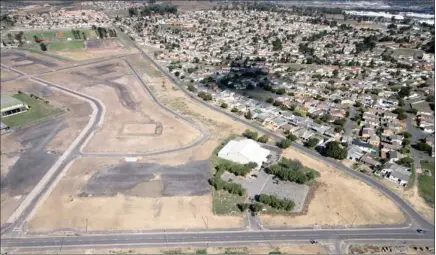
[231,107,239,113]
[33,35,40,43]
[286,133,298,141]
[39,42,47,51]
[258,134,269,143]
[250,203,264,212]
[304,137,320,148]
[396,157,413,167]
[188,84,197,92]
[245,110,253,119]
[220,103,228,109]
[237,203,250,212]
[277,139,292,149]
[323,141,347,160]
[243,129,258,140]
[266,97,274,103]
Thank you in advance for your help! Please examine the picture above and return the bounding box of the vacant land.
[0,93,64,128]
[1,80,91,225]
[28,157,242,232]
[260,147,405,227]
[14,244,328,254]
[40,60,202,154]
[47,40,84,51]
[418,160,435,207]
[1,50,67,74]
[0,69,20,81]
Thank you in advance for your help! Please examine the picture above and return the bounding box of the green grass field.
[58,29,96,39]
[212,189,247,215]
[418,160,435,207]
[1,93,63,128]
[47,40,84,51]
[23,31,57,40]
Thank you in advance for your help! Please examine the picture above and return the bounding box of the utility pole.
[85,218,88,232]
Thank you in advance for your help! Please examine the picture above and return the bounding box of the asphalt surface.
[134,44,435,231]
[1,228,434,248]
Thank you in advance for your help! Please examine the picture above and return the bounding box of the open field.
[0,69,20,81]
[47,40,85,51]
[260,147,405,227]
[1,50,67,74]
[0,93,64,128]
[40,59,202,154]
[5,29,97,41]
[418,160,435,207]
[28,157,243,232]
[13,244,328,254]
[1,79,91,225]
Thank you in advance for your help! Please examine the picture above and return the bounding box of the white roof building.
[218,139,270,169]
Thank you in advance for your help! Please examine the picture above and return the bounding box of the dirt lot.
[0,69,20,81]
[0,79,91,225]
[349,244,434,254]
[39,60,202,154]
[260,147,406,227]
[1,50,67,74]
[56,48,136,61]
[28,157,242,232]
[12,244,328,254]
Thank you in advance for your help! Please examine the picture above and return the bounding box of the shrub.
[277,138,292,149]
[255,194,295,211]
[237,203,250,212]
[286,133,298,141]
[220,103,228,109]
[257,134,269,143]
[243,129,258,140]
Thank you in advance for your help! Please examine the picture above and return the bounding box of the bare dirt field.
[1,50,67,74]
[13,244,328,254]
[0,69,20,81]
[28,157,242,232]
[260,147,406,227]
[0,79,91,225]
[56,48,136,61]
[39,60,202,154]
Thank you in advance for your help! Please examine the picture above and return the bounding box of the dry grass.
[260,147,406,227]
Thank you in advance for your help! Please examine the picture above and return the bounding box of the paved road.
[134,44,434,231]
[1,228,434,249]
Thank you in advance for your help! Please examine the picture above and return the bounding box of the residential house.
[380,163,411,187]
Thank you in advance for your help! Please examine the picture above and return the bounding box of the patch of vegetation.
[47,40,84,51]
[224,247,248,254]
[255,194,295,211]
[418,160,435,207]
[277,138,292,149]
[196,249,207,254]
[321,141,347,160]
[212,189,247,215]
[242,129,258,140]
[215,161,257,177]
[266,157,319,185]
[1,92,63,128]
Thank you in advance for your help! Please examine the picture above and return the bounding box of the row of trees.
[197,91,212,101]
[242,129,269,143]
[208,176,245,196]
[92,26,117,39]
[266,158,318,184]
[256,194,295,212]
[215,161,257,177]
[128,4,177,17]
[71,29,87,40]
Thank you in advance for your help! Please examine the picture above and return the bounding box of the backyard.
[1,93,64,128]
[418,160,435,207]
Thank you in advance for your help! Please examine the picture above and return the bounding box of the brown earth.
[11,244,328,254]
[28,157,242,232]
[260,147,406,227]
[56,48,136,61]
[1,50,68,74]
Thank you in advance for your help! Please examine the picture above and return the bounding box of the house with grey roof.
[380,163,411,187]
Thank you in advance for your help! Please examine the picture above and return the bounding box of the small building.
[1,94,28,117]
[380,163,411,187]
[218,139,270,169]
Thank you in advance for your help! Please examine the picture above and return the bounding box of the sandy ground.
[39,60,202,154]
[260,147,406,227]
[1,50,67,74]
[0,79,91,225]
[56,48,135,61]
[10,244,328,254]
[28,157,242,232]
[0,69,20,80]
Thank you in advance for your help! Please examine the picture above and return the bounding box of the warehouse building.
[218,139,270,169]
[1,94,28,117]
